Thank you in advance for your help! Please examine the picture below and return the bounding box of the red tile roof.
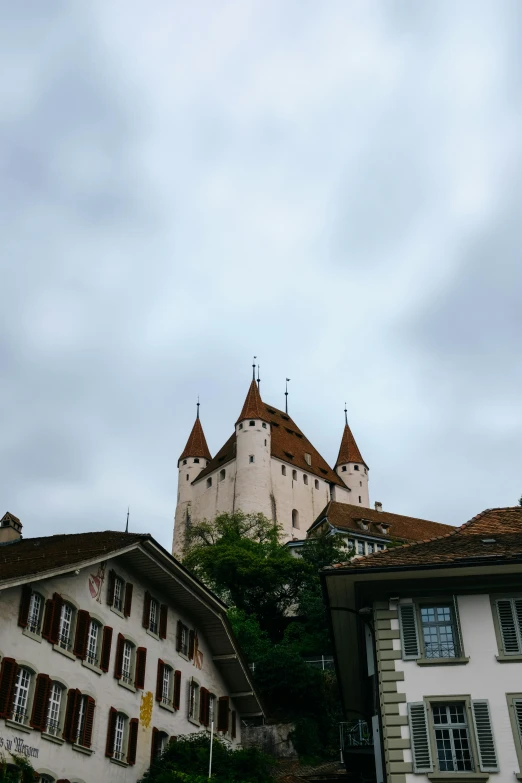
[194,403,346,487]
[236,380,271,424]
[329,506,522,571]
[335,424,367,469]
[312,501,453,542]
[179,416,212,462]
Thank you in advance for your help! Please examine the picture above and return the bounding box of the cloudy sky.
[1,0,521,548]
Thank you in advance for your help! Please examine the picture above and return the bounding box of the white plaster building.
[173,378,370,556]
[322,506,522,783]
[0,512,262,782]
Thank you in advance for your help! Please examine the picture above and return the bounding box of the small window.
[238,423,243,430]
[219,469,225,482]
[292,509,300,530]
[341,465,347,472]
[367,542,374,554]
[315,480,319,490]
[11,666,32,725]
[121,640,135,685]
[249,455,254,463]
[27,591,43,635]
[188,679,200,721]
[292,470,297,481]
[57,602,76,653]
[357,541,365,556]
[354,465,359,471]
[249,420,255,427]
[111,711,129,762]
[186,474,189,481]
[359,496,362,503]
[206,477,212,488]
[86,619,102,667]
[183,459,187,465]
[113,576,124,612]
[360,481,362,486]
[160,663,174,707]
[177,622,189,657]
[45,681,65,736]
[304,453,311,466]
[262,422,267,429]
[303,474,308,485]
[420,606,458,659]
[149,598,159,635]
[281,465,286,476]
[194,458,200,464]
[264,439,267,446]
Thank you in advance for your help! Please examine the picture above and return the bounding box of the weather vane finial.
[285,378,291,414]
[344,402,348,426]
[257,364,261,391]
[252,356,257,381]
[197,395,200,419]
[125,507,129,534]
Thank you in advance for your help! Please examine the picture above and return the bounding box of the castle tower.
[172,405,211,557]
[335,413,370,507]
[233,378,273,520]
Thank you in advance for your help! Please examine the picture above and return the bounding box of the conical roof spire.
[179,409,211,462]
[335,419,368,469]
[236,379,270,424]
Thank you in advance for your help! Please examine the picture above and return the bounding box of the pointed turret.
[179,415,211,464]
[236,379,270,424]
[335,410,369,508]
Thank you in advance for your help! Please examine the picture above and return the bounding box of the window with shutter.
[135,647,147,689]
[114,633,125,680]
[18,585,32,628]
[496,598,522,655]
[173,670,181,710]
[45,682,64,737]
[188,630,195,660]
[73,610,91,659]
[176,620,182,652]
[127,717,139,765]
[63,688,82,743]
[26,591,43,635]
[42,598,55,641]
[150,726,159,764]
[472,700,498,771]
[100,625,113,672]
[143,591,152,629]
[399,604,420,659]
[124,582,133,617]
[107,570,116,607]
[199,688,209,726]
[156,659,165,702]
[81,696,96,748]
[29,673,51,731]
[408,702,433,772]
[159,604,168,639]
[0,658,18,719]
[508,696,522,773]
[105,706,117,757]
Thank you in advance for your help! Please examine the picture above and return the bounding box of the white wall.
[395,594,520,783]
[0,555,241,782]
[335,463,369,507]
[270,459,330,540]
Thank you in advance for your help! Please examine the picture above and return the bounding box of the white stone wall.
[270,459,331,540]
[192,460,238,525]
[0,556,241,782]
[395,594,520,783]
[335,462,369,507]
[234,420,273,520]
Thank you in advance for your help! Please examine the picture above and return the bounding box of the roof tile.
[179,417,212,462]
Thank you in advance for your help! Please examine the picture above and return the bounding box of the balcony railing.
[340,720,372,752]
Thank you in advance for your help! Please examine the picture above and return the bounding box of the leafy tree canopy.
[139,732,275,783]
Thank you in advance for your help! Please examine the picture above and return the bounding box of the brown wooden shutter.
[135,647,147,689]
[231,710,237,739]
[73,610,90,659]
[127,717,139,765]
[188,629,195,660]
[100,626,113,673]
[30,673,51,731]
[18,585,32,628]
[156,659,165,702]
[107,570,116,606]
[175,620,182,651]
[42,597,57,642]
[63,688,82,743]
[217,696,229,733]
[81,697,96,748]
[114,633,125,679]
[159,604,168,639]
[105,706,117,757]
[150,726,159,764]
[0,657,18,719]
[49,592,63,645]
[123,582,133,618]
[143,591,152,628]
[173,670,181,710]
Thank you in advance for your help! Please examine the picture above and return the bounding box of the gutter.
[324,554,522,578]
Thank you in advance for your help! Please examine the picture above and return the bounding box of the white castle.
[172,376,369,556]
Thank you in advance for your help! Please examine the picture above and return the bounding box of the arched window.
[219,469,225,482]
[206,477,212,488]
[292,470,297,481]
[152,728,170,760]
[12,666,32,724]
[303,474,308,485]
[292,510,300,530]
[281,465,286,476]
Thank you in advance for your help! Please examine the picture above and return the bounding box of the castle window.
[303,474,308,485]
[341,466,347,472]
[186,474,189,481]
[206,478,212,488]
[354,465,359,471]
[304,453,311,466]
[249,455,254,463]
[281,465,286,476]
[292,510,300,530]
[359,496,362,503]
[194,458,200,464]
[315,480,319,490]
[238,423,243,430]
[249,421,255,427]
[219,469,225,482]
[183,460,187,465]
[360,481,362,486]
[264,439,267,446]
[292,470,297,481]
[262,422,267,429]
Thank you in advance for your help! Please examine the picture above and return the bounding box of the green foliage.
[519,495,522,507]
[185,513,346,762]
[139,732,275,783]
[0,754,35,783]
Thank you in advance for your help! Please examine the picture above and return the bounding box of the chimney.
[0,512,23,544]
[374,502,383,512]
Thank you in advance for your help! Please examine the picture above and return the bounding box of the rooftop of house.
[327,506,522,572]
[309,500,454,542]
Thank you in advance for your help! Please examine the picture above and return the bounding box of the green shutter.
[408,702,433,773]
[513,699,522,746]
[452,595,464,656]
[496,599,522,655]
[399,604,420,660]
[472,700,498,772]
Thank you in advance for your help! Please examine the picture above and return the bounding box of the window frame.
[399,597,468,665]
[10,665,33,727]
[44,680,66,738]
[26,591,45,638]
[188,678,200,725]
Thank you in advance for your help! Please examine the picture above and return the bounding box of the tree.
[519,495,522,507]
[138,732,275,783]
[0,755,35,783]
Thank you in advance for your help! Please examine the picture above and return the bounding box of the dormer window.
[377,523,390,535]
[249,421,255,427]
[304,453,311,466]
[357,520,369,531]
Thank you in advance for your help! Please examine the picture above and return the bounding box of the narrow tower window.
[206,477,212,488]
[303,474,308,485]
[281,465,286,476]
[292,470,297,481]
[249,421,255,427]
[238,423,243,430]
[341,465,347,472]
[292,510,300,530]
[354,465,359,471]
[315,480,319,490]
[183,460,187,465]
[186,474,189,481]
[194,458,200,464]
[249,455,255,463]
[262,422,267,429]
[359,496,362,503]
[219,469,225,482]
